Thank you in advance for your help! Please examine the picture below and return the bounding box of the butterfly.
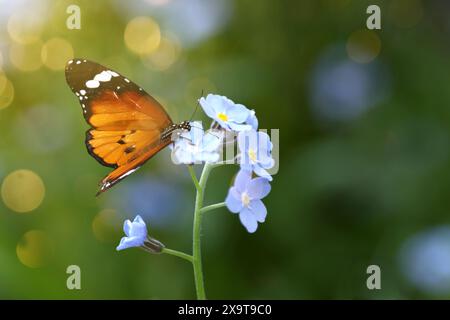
[65,59,191,195]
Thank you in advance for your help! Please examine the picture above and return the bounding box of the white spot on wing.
[107,70,119,77]
[124,78,130,83]
[79,89,86,95]
[86,80,100,88]
[76,61,81,64]
[94,70,112,82]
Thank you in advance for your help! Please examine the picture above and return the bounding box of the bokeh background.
[0,0,449,299]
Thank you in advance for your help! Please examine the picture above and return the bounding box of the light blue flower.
[225,169,271,233]
[116,215,148,251]
[238,130,274,181]
[171,121,223,164]
[198,94,252,132]
[246,109,258,130]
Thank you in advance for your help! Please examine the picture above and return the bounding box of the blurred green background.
[1,0,450,299]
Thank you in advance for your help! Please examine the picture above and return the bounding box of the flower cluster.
[184,94,276,233]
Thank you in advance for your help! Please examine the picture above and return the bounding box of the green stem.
[200,202,226,214]
[191,162,215,300]
[161,248,193,263]
[188,165,201,191]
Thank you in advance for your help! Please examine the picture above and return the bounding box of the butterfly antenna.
[189,89,204,122]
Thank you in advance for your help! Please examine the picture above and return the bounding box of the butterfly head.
[179,121,192,131]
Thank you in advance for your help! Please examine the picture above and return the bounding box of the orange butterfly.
[65,59,191,195]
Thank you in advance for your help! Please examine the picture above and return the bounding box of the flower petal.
[253,165,273,181]
[116,236,145,251]
[189,121,204,145]
[234,169,251,192]
[225,187,243,213]
[247,177,271,199]
[258,154,275,169]
[256,131,272,151]
[239,208,258,233]
[237,130,257,153]
[198,96,217,119]
[123,220,132,237]
[128,215,148,238]
[133,215,144,224]
[246,110,258,130]
[199,151,220,163]
[228,122,252,132]
[215,118,232,131]
[202,132,222,152]
[226,103,251,123]
[249,199,267,222]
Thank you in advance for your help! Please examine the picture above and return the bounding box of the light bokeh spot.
[41,38,74,70]
[145,0,171,6]
[10,41,43,72]
[7,12,44,44]
[346,30,381,64]
[92,209,122,243]
[142,34,181,71]
[16,230,53,268]
[1,169,45,213]
[124,17,161,55]
[0,74,14,110]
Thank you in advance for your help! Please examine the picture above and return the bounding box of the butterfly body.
[65,59,190,195]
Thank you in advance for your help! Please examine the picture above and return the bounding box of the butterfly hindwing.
[65,58,174,194]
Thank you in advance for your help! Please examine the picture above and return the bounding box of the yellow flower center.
[248,148,257,162]
[241,192,251,207]
[217,112,228,122]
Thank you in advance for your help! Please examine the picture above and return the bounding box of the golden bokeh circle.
[0,74,14,110]
[16,230,52,268]
[7,12,43,44]
[142,35,181,71]
[41,38,74,71]
[92,209,121,243]
[10,41,43,72]
[346,30,381,64]
[124,17,161,55]
[1,169,45,213]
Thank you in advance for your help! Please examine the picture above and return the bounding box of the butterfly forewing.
[65,58,173,194]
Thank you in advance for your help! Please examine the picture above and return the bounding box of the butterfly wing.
[65,58,173,194]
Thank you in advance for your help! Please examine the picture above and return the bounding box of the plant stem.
[188,165,201,191]
[161,248,193,263]
[191,162,215,300]
[200,202,226,214]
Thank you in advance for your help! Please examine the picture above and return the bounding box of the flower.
[116,215,164,253]
[198,94,252,132]
[225,169,271,233]
[117,215,147,251]
[246,109,258,130]
[238,130,274,181]
[171,121,223,164]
